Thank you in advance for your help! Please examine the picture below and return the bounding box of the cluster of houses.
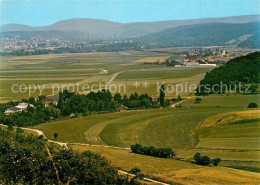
[185,49,252,64]
[175,62,216,67]
[4,96,59,115]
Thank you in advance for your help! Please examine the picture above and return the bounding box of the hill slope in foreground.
[33,94,260,184]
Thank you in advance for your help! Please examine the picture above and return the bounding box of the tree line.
[0,90,164,127]
[130,144,175,158]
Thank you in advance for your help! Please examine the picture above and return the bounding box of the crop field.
[0,52,212,102]
[34,94,258,148]
[195,110,260,150]
[70,145,260,185]
[32,94,260,177]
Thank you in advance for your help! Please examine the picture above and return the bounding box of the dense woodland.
[196,52,260,95]
[0,90,163,127]
[0,128,140,184]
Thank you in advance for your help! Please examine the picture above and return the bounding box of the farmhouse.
[99,69,108,74]
[4,102,34,115]
[15,102,29,111]
[4,107,22,115]
[43,96,59,107]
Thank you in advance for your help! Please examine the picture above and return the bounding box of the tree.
[113,93,122,103]
[194,98,202,104]
[53,133,58,140]
[212,158,221,166]
[164,99,171,107]
[129,168,141,175]
[199,156,211,165]
[7,125,14,131]
[248,102,258,108]
[194,153,201,162]
[194,153,211,166]
[177,95,182,101]
[159,84,165,107]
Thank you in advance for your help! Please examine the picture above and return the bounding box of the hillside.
[196,52,260,95]
[0,128,138,184]
[1,14,260,40]
[238,32,260,48]
[138,22,260,47]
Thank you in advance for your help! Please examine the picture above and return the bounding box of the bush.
[193,153,211,166]
[248,102,258,108]
[199,156,211,165]
[129,168,141,175]
[194,98,202,104]
[194,153,221,166]
[53,133,58,140]
[212,158,221,166]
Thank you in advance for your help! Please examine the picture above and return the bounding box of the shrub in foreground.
[0,128,140,184]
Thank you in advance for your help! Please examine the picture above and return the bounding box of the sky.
[0,0,259,26]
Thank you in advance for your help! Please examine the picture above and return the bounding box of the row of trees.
[0,128,141,184]
[130,144,175,158]
[57,90,161,116]
[0,90,165,127]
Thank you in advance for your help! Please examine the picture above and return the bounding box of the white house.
[4,107,22,115]
[4,102,34,115]
[15,102,28,110]
[99,69,108,74]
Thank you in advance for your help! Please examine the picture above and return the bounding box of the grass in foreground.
[70,145,260,185]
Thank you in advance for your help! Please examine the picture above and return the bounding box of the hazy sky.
[1,0,259,26]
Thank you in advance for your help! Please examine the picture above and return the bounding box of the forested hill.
[138,22,260,47]
[237,33,260,48]
[196,52,260,95]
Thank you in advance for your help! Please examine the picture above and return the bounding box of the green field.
[195,110,260,150]
[70,145,260,185]
[2,52,260,184]
[0,52,212,102]
[34,94,259,149]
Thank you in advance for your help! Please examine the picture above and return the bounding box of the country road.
[106,71,125,85]
[0,124,170,185]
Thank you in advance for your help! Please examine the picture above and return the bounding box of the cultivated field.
[70,145,260,185]
[0,52,211,102]
[2,51,260,184]
[33,94,260,177]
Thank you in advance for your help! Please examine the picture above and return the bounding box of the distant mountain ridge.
[1,15,260,40]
